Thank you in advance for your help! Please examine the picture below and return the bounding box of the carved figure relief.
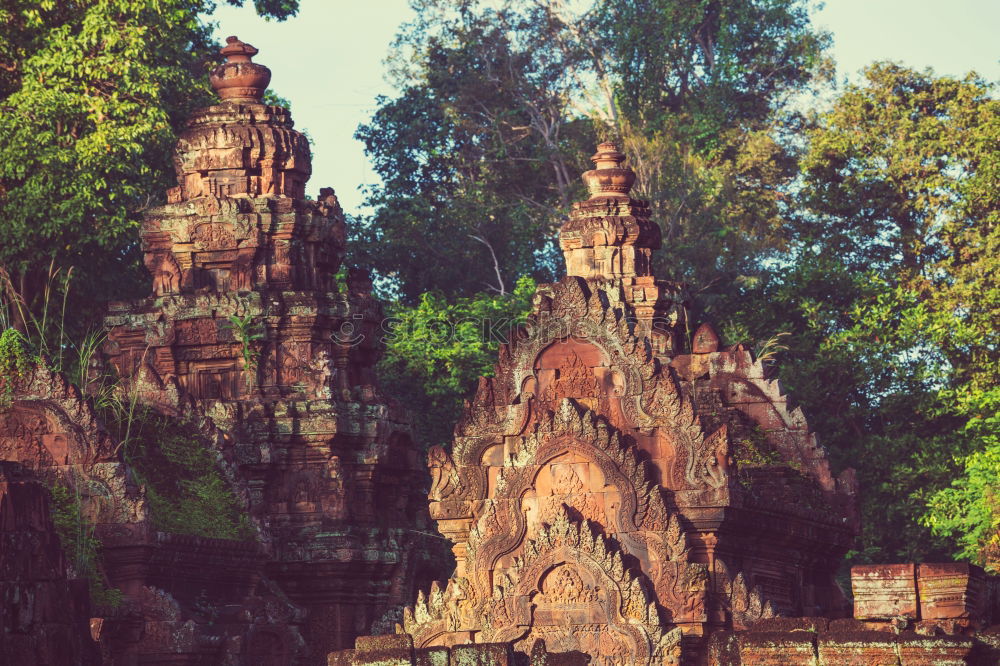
[193,223,237,251]
[147,251,181,296]
[428,446,462,502]
[304,349,333,398]
[532,462,604,532]
[0,408,48,467]
[320,455,347,519]
[534,564,598,605]
[537,347,601,404]
[687,424,731,489]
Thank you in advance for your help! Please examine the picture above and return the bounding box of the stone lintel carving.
[97,36,435,662]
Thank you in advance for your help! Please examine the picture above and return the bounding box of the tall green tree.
[0,0,297,334]
[355,0,831,304]
[356,3,592,301]
[724,64,1000,564]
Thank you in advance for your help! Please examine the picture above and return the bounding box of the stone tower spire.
[210,36,272,103]
[559,141,660,281]
[559,141,677,346]
[167,36,312,206]
[104,37,434,663]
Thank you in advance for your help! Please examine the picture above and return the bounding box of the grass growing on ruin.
[48,482,124,608]
[0,327,32,408]
[117,408,254,541]
[223,313,264,391]
[733,426,783,468]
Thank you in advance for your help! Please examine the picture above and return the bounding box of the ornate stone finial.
[581,141,636,199]
[209,36,271,103]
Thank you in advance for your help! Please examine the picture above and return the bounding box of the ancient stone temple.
[97,36,434,663]
[394,142,857,662]
[331,144,1000,665]
[4,33,1000,666]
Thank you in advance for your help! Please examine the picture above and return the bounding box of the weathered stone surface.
[331,637,572,665]
[98,36,435,664]
[818,632,897,666]
[1,35,432,666]
[918,562,987,624]
[713,623,988,665]
[737,631,817,665]
[0,462,101,665]
[896,633,974,665]
[853,564,919,620]
[747,617,830,633]
[850,561,993,641]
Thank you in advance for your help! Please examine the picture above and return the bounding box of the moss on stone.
[120,408,253,541]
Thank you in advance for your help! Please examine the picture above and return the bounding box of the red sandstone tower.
[103,37,436,663]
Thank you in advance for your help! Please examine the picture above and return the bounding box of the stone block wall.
[852,563,993,631]
[707,617,1000,665]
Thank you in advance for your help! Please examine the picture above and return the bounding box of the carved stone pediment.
[401,143,854,663]
[402,508,683,666]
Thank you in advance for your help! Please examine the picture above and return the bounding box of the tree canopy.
[0,0,298,333]
[722,64,1000,565]
[354,0,831,303]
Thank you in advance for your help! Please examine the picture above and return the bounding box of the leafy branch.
[224,314,264,391]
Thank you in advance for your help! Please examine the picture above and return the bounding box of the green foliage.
[797,63,994,279]
[623,121,798,299]
[355,5,588,300]
[225,0,298,21]
[595,0,831,149]
[223,313,265,390]
[0,262,77,372]
[116,409,253,540]
[0,0,298,343]
[357,0,828,302]
[380,276,535,447]
[733,426,783,469]
[1,261,125,406]
[0,327,33,408]
[925,388,1000,571]
[723,64,1000,565]
[331,266,349,294]
[48,482,123,608]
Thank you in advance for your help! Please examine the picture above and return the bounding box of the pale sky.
[207,0,1000,215]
